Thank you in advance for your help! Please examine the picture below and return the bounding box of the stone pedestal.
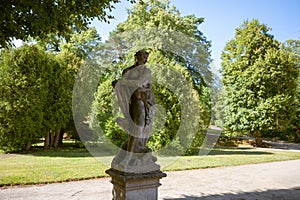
[106,168,166,200]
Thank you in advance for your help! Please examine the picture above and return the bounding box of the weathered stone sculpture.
[111,50,159,173]
[106,50,166,200]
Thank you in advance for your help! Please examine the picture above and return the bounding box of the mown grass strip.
[1,147,300,186]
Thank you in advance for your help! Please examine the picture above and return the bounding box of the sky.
[91,0,300,70]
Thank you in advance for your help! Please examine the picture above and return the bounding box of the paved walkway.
[1,159,300,200]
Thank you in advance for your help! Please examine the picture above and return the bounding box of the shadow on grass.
[27,146,117,158]
[25,145,272,158]
[27,147,92,157]
[163,188,300,199]
[203,148,273,156]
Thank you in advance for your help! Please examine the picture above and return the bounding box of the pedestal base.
[106,168,166,200]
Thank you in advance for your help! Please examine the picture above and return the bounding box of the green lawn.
[1,147,300,186]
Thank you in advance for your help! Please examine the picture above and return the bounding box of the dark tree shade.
[0,0,134,48]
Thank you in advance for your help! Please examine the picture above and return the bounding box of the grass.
[161,148,300,170]
[0,148,107,186]
[1,147,300,187]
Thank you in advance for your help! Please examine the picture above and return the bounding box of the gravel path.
[1,158,300,200]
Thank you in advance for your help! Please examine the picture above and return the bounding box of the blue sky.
[92,0,300,69]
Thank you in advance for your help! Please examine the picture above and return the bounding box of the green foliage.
[0,0,135,48]
[285,39,300,142]
[90,0,212,155]
[44,28,102,57]
[149,83,180,150]
[91,76,127,147]
[221,19,298,138]
[58,29,102,141]
[210,86,226,128]
[0,28,103,152]
[116,0,212,84]
[157,137,184,156]
[0,45,53,152]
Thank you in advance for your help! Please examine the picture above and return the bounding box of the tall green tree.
[0,29,99,152]
[285,39,300,142]
[42,51,80,149]
[42,28,101,149]
[115,0,212,127]
[90,0,212,154]
[0,0,134,48]
[221,19,298,146]
[53,28,101,146]
[0,45,55,152]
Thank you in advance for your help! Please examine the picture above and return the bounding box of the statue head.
[134,50,149,66]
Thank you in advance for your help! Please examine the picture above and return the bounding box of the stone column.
[106,168,166,200]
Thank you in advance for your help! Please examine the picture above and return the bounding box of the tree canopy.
[221,19,298,146]
[115,0,212,86]
[0,0,134,48]
[0,45,56,152]
[87,0,213,155]
[285,39,300,141]
[0,28,101,152]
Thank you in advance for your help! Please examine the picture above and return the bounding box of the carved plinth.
[106,168,166,200]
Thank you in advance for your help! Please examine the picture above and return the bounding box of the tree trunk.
[253,130,263,147]
[294,130,300,143]
[44,131,50,149]
[58,128,64,146]
[49,131,55,149]
[53,125,62,148]
[26,141,31,151]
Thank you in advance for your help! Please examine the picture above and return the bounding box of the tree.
[210,84,226,128]
[0,0,134,48]
[285,39,300,142]
[116,0,212,86]
[0,45,54,152]
[42,52,79,149]
[43,28,101,149]
[0,27,102,152]
[221,19,298,146]
[89,0,212,155]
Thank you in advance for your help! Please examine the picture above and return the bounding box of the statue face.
[134,50,149,65]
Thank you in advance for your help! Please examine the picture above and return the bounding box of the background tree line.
[0,0,213,154]
[0,0,299,153]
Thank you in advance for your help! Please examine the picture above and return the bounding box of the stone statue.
[111,50,159,173]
